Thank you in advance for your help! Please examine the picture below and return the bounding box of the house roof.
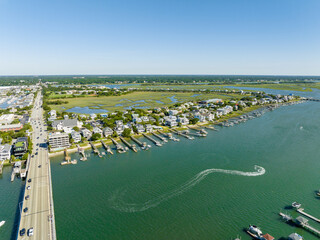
[262,233,274,240]
[52,119,78,128]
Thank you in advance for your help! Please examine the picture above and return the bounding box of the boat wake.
[108,165,266,212]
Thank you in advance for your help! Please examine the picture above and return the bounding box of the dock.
[158,131,180,141]
[188,126,208,135]
[279,211,320,237]
[77,144,87,161]
[110,138,126,153]
[11,161,22,182]
[169,129,194,140]
[183,129,207,137]
[89,142,102,157]
[61,149,77,165]
[130,136,150,150]
[142,133,162,146]
[100,140,114,155]
[0,160,4,174]
[119,136,137,152]
[152,132,167,142]
[297,208,320,223]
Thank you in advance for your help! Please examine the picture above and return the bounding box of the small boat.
[247,225,262,239]
[316,190,320,197]
[0,220,5,227]
[292,202,301,208]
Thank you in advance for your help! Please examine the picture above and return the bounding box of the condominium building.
[49,132,70,149]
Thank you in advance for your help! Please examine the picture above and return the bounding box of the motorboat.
[292,202,301,208]
[247,225,262,239]
[0,220,5,227]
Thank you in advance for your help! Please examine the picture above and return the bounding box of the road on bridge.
[17,90,56,240]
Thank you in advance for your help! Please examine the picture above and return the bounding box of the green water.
[50,100,320,240]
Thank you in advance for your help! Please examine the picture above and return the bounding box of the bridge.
[17,91,56,239]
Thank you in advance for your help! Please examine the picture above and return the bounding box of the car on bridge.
[27,227,34,236]
[23,207,28,213]
[27,186,31,190]
[25,195,29,200]
[28,178,32,183]
[20,228,26,236]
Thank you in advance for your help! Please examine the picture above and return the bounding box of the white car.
[27,227,34,236]
[27,186,31,190]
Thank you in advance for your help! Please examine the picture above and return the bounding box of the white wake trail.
[109,165,265,212]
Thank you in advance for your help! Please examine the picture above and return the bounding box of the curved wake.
[109,165,265,212]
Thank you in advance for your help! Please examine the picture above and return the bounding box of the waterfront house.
[177,117,189,125]
[0,144,11,160]
[13,137,28,157]
[81,128,92,140]
[103,127,113,137]
[80,114,87,119]
[63,114,69,120]
[93,127,103,135]
[202,112,215,121]
[136,124,145,133]
[49,132,70,149]
[114,125,124,135]
[71,131,81,143]
[145,124,153,133]
[115,120,123,127]
[194,113,206,122]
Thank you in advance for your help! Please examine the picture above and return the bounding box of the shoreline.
[48,100,304,158]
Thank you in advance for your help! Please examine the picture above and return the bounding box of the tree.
[22,153,29,160]
[91,133,101,141]
[73,126,80,132]
[132,125,138,134]
[190,118,199,125]
[122,128,131,138]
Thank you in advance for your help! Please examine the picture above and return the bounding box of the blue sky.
[0,0,319,75]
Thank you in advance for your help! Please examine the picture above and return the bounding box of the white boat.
[0,220,5,227]
[247,225,262,239]
[292,202,301,208]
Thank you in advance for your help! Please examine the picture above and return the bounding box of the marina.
[169,129,194,140]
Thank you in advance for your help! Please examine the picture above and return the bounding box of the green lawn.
[49,91,245,113]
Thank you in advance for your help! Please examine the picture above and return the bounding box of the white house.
[71,131,81,143]
[0,144,11,160]
[103,127,113,137]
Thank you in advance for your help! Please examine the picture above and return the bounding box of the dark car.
[23,207,28,213]
[38,165,41,168]
[20,228,26,236]
[25,195,30,200]
[28,178,31,183]
[35,152,38,155]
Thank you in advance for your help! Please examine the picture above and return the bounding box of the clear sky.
[0,0,319,75]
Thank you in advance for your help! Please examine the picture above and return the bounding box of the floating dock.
[61,149,77,165]
[169,129,194,140]
[183,129,207,137]
[110,138,126,153]
[158,131,180,141]
[152,132,167,142]
[130,136,150,150]
[119,136,137,152]
[142,133,162,146]
[89,142,102,157]
[100,140,114,155]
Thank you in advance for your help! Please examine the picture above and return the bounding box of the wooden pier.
[0,160,4,174]
[169,129,194,140]
[297,208,320,223]
[119,136,137,152]
[152,132,167,142]
[158,131,180,141]
[77,144,87,161]
[89,142,102,157]
[100,140,114,155]
[110,138,126,153]
[142,133,162,146]
[130,136,150,150]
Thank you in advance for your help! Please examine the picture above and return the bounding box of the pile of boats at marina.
[246,224,303,240]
